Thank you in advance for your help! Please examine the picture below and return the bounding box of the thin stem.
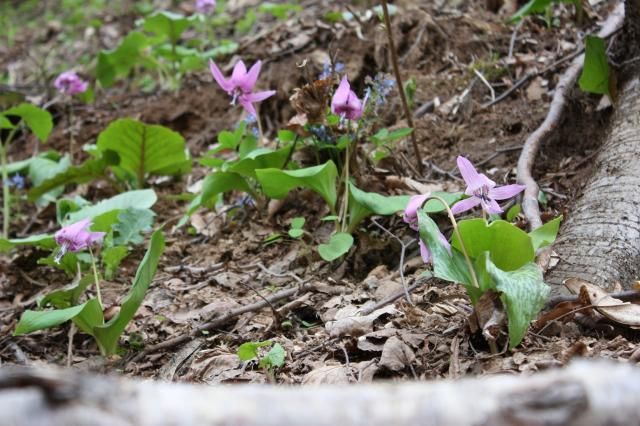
[88,246,103,308]
[255,108,265,144]
[1,127,18,239]
[427,194,480,289]
[68,103,75,159]
[380,0,423,175]
[340,140,350,232]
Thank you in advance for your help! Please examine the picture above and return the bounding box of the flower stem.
[428,194,480,289]
[1,127,18,239]
[380,0,423,175]
[88,246,103,308]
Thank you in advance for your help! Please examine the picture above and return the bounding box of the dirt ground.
[1,0,636,384]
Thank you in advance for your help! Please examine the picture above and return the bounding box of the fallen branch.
[516,3,625,270]
[2,360,640,425]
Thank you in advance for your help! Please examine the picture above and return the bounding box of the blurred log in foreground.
[1,360,639,426]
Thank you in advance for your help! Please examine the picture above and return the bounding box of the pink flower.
[196,0,216,14]
[451,156,526,215]
[54,219,105,262]
[331,76,366,120]
[54,71,88,96]
[403,194,451,263]
[209,59,276,116]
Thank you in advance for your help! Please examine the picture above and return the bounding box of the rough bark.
[547,75,640,293]
[1,360,640,426]
[547,0,640,294]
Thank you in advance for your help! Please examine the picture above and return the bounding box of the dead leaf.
[302,364,351,384]
[565,278,640,326]
[357,328,397,352]
[379,336,416,371]
[325,304,398,337]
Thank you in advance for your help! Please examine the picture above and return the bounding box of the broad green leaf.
[0,234,55,253]
[451,219,534,271]
[422,192,464,214]
[225,145,292,179]
[28,155,71,199]
[259,2,302,19]
[178,172,252,227]
[143,11,193,42]
[510,0,575,22]
[113,208,155,246]
[348,184,410,230]
[72,298,105,336]
[96,31,149,88]
[484,255,549,348]
[201,40,239,60]
[93,229,165,355]
[417,210,479,301]
[237,340,272,361]
[14,298,102,336]
[529,216,562,251]
[97,118,191,188]
[579,36,610,95]
[27,156,114,201]
[259,343,286,368]
[0,115,14,129]
[64,189,157,231]
[256,161,338,210]
[39,275,95,309]
[3,103,53,142]
[318,232,353,261]
[102,245,129,280]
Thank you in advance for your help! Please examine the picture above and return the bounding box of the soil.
[1,0,637,384]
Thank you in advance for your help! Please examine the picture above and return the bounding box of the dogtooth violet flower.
[54,219,105,263]
[196,0,216,14]
[451,156,526,216]
[404,194,451,263]
[54,71,88,96]
[331,76,367,120]
[209,59,275,117]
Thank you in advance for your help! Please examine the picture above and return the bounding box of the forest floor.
[1,0,636,384]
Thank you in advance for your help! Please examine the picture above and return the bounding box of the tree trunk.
[547,76,640,293]
[547,0,640,294]
[1,361,640,426]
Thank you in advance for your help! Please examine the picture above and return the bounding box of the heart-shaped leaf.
[256,161,338,211]
[318,232,354,261]
[97,118,191,188]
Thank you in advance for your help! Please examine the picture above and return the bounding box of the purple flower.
[54,71,88,96]
[54,219,105,263]
[451,156,526,216]
[196,0,216,14]
[209,59,276,116]
[331,76,366,120]
[403,194,451,263]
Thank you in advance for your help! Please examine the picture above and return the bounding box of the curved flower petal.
[438,231,452,255]
[230,60,248,86]
[450,196,481,215]
[242,90,276,103]
[403,193,430,230]
[489,184,526,200]
[419,239,432,263]
[331,76,351,113]
[238,96,258,116]
[457,156,487,192]
[240,60,262,93]
[209,60,233,93]
[481,198,503,215]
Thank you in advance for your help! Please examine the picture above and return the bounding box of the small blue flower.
[318,61,345,79]
[5,174,25,190]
